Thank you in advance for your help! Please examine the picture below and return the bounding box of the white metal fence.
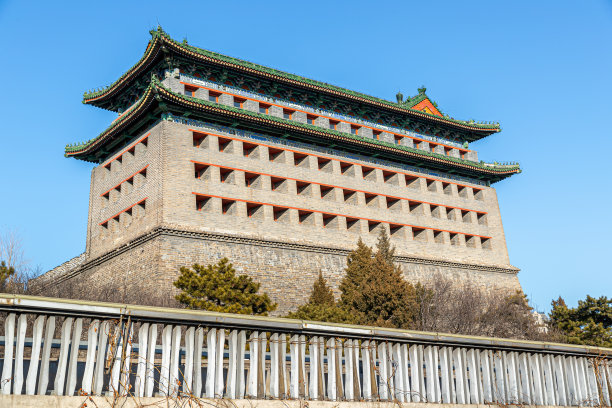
[0,294,610,406]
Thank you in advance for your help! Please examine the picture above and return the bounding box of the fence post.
[466,348,480,403]
[109,322,125,396]
[216,329,226,398]
[169,325,181,397]
[317,337,325,399]
[37,316,55,396]
[237,330,246,398]
[424,345,435,402]
[290,334,299,399]
[362,340,372,401]
[144,323,158,397]
[13,314,27,395]
[453,347,467,404]
[54,317,73,396]
[335,339,344,400]
[134,322,149,397]
[386,342,395,400]
[586,357,601,405]
[183,326,195,396]
[247,331,258,398]
[279,334,287,398]
[227,330,238,399]
[159,324,173,396]
[392,343,403,402]
[554,355,569,406]
[440,346,453,403]
[193,327,204,398]
[327,338,337,400]
[26,315,45,395]
[345,339,354,401]
[269,333,279,398]
[599,359,611,406]
[543,353,557,405]
[65,318,83,396]
[1,313,16,395]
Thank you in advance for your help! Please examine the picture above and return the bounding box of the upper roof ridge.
[81,29,501,138]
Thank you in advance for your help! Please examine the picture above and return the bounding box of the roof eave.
[81,30,500,136]
[81,34,165,109]
[70,82,519,183]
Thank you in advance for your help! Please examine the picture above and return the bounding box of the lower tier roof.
[66,78,521,184]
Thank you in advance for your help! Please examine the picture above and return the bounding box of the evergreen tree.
[174,258,277,315]
[352,252,417,328]
[549,295,611,347]
[287,271,357,324]
[338,229,418,329]
[339,238,373,307]
[375,228,395,263]
[308,270,335,306]
[287,303,357,323]
[0,261,15,290]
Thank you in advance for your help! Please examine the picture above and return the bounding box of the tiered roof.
[82,28,500,141]
[67,28,520,183]
[67,77,520,183]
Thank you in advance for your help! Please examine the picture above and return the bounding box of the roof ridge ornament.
[396,91,404,104]
[150,24,164,36]
[418,86,427,95]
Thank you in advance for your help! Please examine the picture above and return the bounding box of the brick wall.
[160,120,511,267]
[41,98,520,313]
[39,229,520,315]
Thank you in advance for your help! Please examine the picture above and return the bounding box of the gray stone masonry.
[38,229,520,315]
[163,120,510,266]
[359,127,373,139]
[380,132,394,144]
[43,75,520,313]
[292,111,307,123]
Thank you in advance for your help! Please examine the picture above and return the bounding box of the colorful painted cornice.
[82,28,500,139]
[68,78,520,183]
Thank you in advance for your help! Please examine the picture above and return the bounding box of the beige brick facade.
[40,38,522,312]
[39,118,520,314]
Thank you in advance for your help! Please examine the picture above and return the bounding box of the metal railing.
[0,294,610,406]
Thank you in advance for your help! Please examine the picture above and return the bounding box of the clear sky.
[0,1,610,312]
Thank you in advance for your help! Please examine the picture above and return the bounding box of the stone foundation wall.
[36,228,521,315]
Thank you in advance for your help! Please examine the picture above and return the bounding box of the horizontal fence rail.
[0,294,610,406]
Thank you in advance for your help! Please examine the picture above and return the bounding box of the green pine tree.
[375,228,395,263]
[352,252,417,328]
[308,270,335,306]
[0,261,15,290]
[339,238,374,307]
[173,258,277,315]
[287,271,357,324]
[338,229,418,329]
[549,295,611,347]
[286,303,357,324]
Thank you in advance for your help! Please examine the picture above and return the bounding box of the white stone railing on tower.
[0,294,610,406]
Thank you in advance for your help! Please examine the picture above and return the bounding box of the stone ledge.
[0,396,566,408]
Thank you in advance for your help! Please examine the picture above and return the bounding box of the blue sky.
[0,1,610,312]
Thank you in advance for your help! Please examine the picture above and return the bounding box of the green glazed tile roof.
[82,28,500,136]
[69,78,520,183]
